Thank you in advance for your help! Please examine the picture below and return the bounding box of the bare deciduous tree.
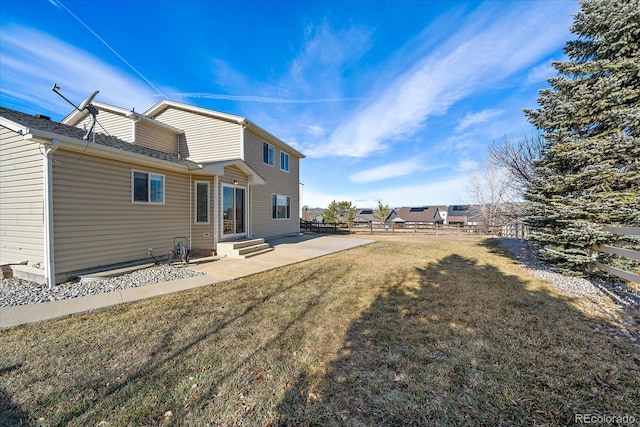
[467,159,514,227]
[488,134,544,195]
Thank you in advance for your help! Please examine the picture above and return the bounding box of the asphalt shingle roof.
[0,107,200,168]
[393,206,443,223]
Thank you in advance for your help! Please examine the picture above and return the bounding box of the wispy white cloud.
[306,1,575,158]
[304,176,472,208]
[305,125,325,136]
[348,157,442,184]
[455,109,504,132]
[525,62,557,85]
[49,0,164,97]
[456,159,480,173]
[169,93,362,104]
[0,25,159,117]
[290,22,374,96]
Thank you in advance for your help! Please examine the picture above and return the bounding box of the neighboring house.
[353,208,375,227]
[435,205,448,224]
[0,101,304,286]
[301,207,325,222]
[391,206,445,227]
[352,208,394,227]
[446,205,480,226]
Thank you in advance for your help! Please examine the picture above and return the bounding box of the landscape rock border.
[0,264,205,308]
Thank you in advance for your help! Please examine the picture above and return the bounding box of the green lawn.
[1,235,638,426]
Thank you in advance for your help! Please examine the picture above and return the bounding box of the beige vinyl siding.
[76,109,133,143]
[0,128,45,266]
[151,108,241,162]
[135,120,179,154]
[243,130,300,238]
[190,178,215,251]
[51,149,192,276]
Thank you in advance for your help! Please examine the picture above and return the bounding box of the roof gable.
[63,101,184,135]
[146,100,305,159]
[394,206,443,222]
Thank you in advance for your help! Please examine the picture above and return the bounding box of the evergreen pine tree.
[524,0,640,273]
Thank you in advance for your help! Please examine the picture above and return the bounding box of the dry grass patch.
[1,235,638,426]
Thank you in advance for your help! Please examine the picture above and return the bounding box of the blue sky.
[0,0,579,208]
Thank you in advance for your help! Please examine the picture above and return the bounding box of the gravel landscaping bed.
[0,264,205,308]
[497,238,640,341]
[497,238,640,307]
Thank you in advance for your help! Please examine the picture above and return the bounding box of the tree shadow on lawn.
[482,238,640,338]
[277,249,640,426]
[0,364,27,427]
[4,261,354,426]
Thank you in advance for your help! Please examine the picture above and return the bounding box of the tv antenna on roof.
[51,84,99,140]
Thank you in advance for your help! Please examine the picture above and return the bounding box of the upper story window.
[280,151,290,172]
[133,170,164,203]
[263,141,274,166]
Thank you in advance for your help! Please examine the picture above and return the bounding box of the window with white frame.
[195,181,209,223]
[272,194,290,219]
[263,141,274,166]
[280,151,290,172]
[133,170,164,203]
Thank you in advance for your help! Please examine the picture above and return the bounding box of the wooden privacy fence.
[591,226,640,284]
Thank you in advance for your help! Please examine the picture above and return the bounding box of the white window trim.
[194,181,210,224]
[263,141,275,167]
[272,193,291,220]
[221,184,248,237]
[132,169,165,204]
[280,150,290,173]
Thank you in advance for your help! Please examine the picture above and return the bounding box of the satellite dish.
[77,90,99,112]
[50,84,100,140]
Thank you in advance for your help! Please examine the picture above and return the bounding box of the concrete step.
[217,238,271,258]
[241,247,274,259]
[237,243,270,256]
[225,238,265,250]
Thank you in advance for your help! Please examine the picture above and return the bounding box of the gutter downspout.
[214,175,219,253]
[189,174,192,251]
[43,139,59,289]
[238,121,251,238]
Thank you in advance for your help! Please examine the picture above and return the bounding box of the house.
[301,207,325,223]
[352,208,395,227]
[391,206,444,227]
[446,205,479,226]
[352,208,375,227]
[0,101,304,286]
[434,205,448,224]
